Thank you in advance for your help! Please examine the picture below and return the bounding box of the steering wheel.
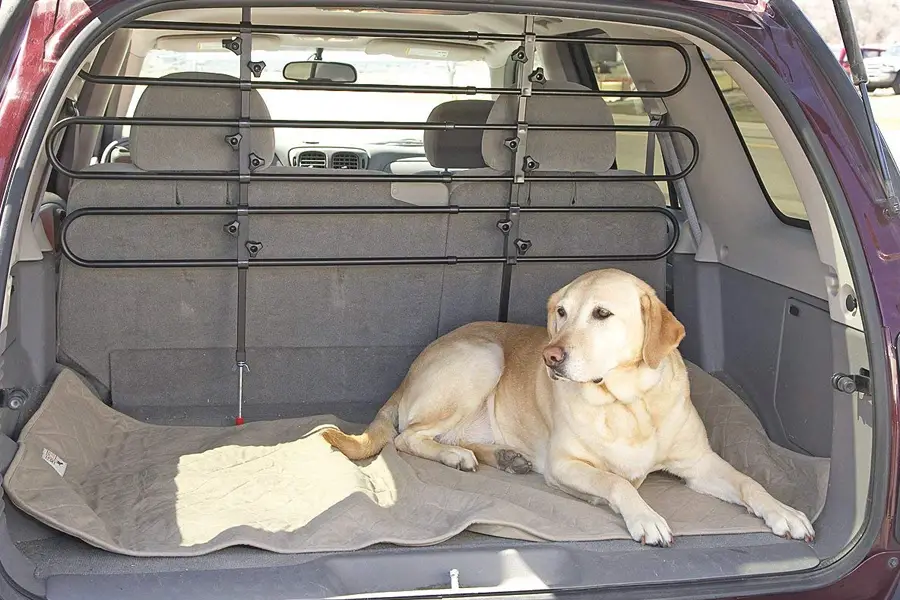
[100,138,130,164]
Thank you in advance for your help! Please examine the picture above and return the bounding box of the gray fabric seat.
[450,81,670,325]
[59,88,499,418]
[58,72,275,407]
[243,99,498,416]
[57,78,669,421]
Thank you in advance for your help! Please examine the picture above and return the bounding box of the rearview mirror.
[283,61,357,83]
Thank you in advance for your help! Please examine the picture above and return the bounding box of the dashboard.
[277,142,437,173]
[99,139,440,174]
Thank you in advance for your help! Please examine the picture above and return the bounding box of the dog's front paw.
[624,508,673,547]
[761,501,814,542]
[439,447,478,472]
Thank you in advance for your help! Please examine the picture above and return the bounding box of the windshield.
[131,47,494,147]
[885,46,900,58]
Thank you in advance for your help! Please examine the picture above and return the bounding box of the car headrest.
[423,99,493,169]
[130,72,275,172]
[481,80,616,173]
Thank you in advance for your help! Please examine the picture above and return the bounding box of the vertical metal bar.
[498,15,535,322]
[233,6,252,425]
[645,115,660,176]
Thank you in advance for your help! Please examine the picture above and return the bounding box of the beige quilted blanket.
[2,364,829,557]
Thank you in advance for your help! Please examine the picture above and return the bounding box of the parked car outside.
[831,44,886,78]
[865,44,900,93]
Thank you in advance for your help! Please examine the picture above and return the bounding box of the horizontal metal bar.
[49,168,696,183]
[63,204,675,217]
[51,115,697,133]
[78,71,519,96]
[91,19,690,99]
[60,205,679,268]
[76,71,686,99]
[124,20,521,39]
[46,118,699,183]
[48,166,696,183]
[61,252,672,269]
[57,115,652,131]
[122,20,690,49]
[253,257,502,267]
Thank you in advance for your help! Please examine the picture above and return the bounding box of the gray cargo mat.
[2,364,829,557]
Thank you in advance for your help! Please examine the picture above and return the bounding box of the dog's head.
[542,269,685,384]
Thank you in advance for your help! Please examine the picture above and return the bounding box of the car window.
[128,48,493,148]
[862,48,885,59]
[585,44,672,205]
[885,46,900,58]
[704,58,808,223]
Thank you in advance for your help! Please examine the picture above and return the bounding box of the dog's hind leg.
[395,430,480,471]
[393,339,505,472]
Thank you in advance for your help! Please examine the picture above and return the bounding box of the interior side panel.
[812,325,871,557]
[0,259,58,437]
[673,256,832,457]
[776,298,833,457]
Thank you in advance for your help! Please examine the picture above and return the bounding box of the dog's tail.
[322,392,400,460]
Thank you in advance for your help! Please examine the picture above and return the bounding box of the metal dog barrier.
[51,9,694,423]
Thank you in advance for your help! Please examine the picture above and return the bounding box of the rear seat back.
[451,81,669,325]
[426,100,507,334]
[59,75,670,418]
[58,73,274,405]
[244,99,496,416]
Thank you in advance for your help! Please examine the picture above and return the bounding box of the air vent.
[332,152,361,170]
[295,150,327,168]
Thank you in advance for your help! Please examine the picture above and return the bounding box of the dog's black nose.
[542,346,567,367]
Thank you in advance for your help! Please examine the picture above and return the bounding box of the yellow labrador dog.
[323,268,814,546]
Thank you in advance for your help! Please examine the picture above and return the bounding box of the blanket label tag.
[41,448,67,477]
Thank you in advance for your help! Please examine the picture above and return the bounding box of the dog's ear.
[640,293,685,368]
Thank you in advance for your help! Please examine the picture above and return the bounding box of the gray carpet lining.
[4,365,827,560]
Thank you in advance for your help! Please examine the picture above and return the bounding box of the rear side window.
[703,58,809,224]
[585,45,671,205]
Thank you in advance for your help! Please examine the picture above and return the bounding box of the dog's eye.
[593,307,612,320]
[556,306,566,318]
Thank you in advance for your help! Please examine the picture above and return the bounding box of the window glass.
[705,58,808,222]
[129,47,492,149]
[585,44,671,205]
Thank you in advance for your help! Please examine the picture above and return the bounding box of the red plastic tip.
[235,416,245,426]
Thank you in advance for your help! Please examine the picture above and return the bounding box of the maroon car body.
[1,0,900,598]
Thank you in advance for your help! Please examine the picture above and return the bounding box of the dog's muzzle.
[546,366,604,385]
